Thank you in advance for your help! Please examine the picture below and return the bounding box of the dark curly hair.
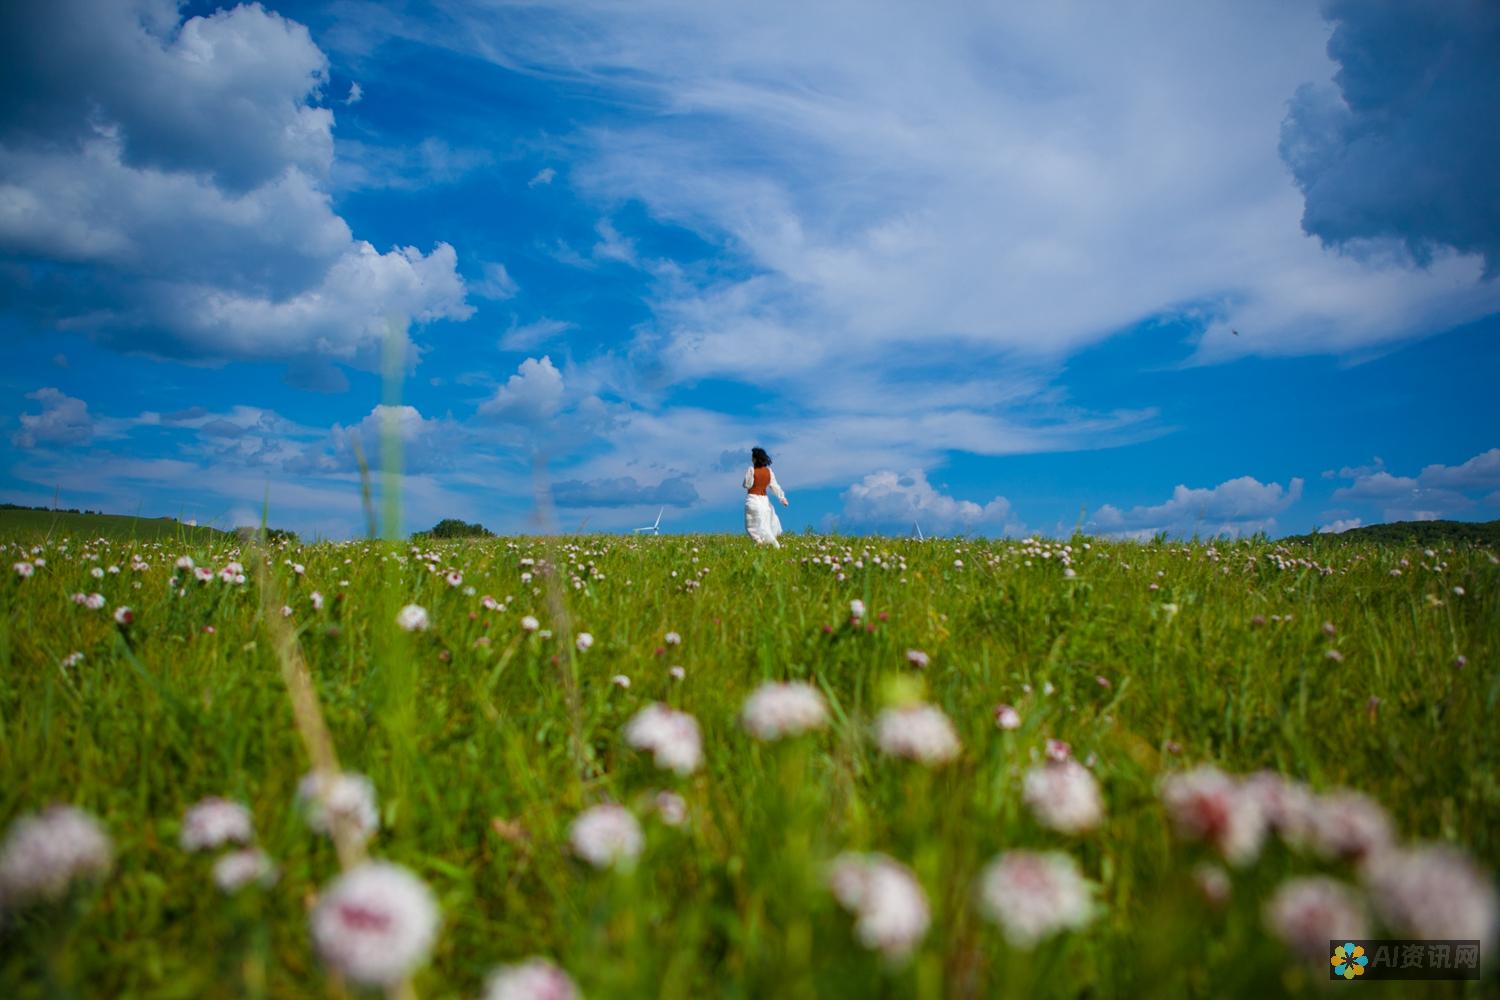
[751,447,772,468]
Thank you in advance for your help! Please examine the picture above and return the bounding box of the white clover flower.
[1307,789,1393,862]
[90,566,105,579]
[85,592,106,609]
[1241,771,1317,850]
[483,957,580,1000]
[1023,760,1105,834]
[905,649,929,669]
[280,605,294,618]
[828,852,930,961]
[311,591,324,610]
[521,615,540,632]
[61,652,84,668]
[13,561,34,578]
[610,674,630,689]
[213,848,279,893]
[175,555,195,570]
[297,771,379,843]
[395,604,430,632]
[568,804,643,870]
[653,791,687,827]
[180,797,255,852]
[849,599,866,620]
[193,567,213,583]
[669,665,686,681]
[874,704,960,765]
[1263,877,1368,963]
[446,571,463,587]
[664,631,681,645]
[292,563,305,575]
[976,850,1094,949]
[624,704,702,775]
[0,805,113,908]
[993,703,1022,730]
[575,632,594,652]
[1363,844,1498,943]
[311,862,439,988]
[740,682,829,741]
[1159,766,1266,867]
[113,606,134,626]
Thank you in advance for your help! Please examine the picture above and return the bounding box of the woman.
[743,446,789,547]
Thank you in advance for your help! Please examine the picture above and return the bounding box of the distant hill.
[1286,518,1500,547]
[0,505,234,543]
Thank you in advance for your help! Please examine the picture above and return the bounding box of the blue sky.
[2,0,1497,539]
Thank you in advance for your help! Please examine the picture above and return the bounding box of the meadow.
[1,525,1496,998]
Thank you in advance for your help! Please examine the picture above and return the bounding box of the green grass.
[1,530,1496,998]
[0,508,230,544]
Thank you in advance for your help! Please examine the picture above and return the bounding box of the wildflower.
[741,682,829,740]
[953,559,964,569]
[113,606,134,626]
[610,674,631,689]
[280,605,294,618]
[976,850,1093,949]
[1325,649,1344,662]
[395,604,429,632]
[1322,621,1337,637]
[664,631,681,645]
[1023,760,1104,834]
[1193,863,1232,908]
[874,704,960,765]
[61,651,84,668]
[446,571,463,587]
[1307,790,1392,862]
[1263,877,1367,963]
[483,958,579,1000]
[624,704,703,775]
[1241,772,1316,849]
[13,561,34,578]
[292,563,305,576]
[569,805,643,870]
[481,595,499,610]
[905,649,930,669]
[1045,739,1071,762]
[0,805,113,907]
[194,567,213,583]
[993,703,1022,730]
[213,848,278,893]
[575,632,594,652]
[669,665,686,681]
[653,791,688,827]
[202,625,216,635]
[1095,675,1111,689]
[175,555,195,571]
[311,862,439,988]
[180,797,254,852]
[1159,766,1266,866]
[310,591,324,610]
[1452,585,1465,597]
[297,771,379,843]
[91,566,105,579]
[520,615,540,632]
[1362,844,1498,942]
[849,599,866,620]
[1454,655,1467,669]
[828,852,930,960]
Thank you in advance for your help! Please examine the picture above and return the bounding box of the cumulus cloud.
[11,388,93,448]
[1281,0,1500,275]
[1331,447,1500,521]
[479,356,566,423]
[839,469,1020,536]
[528,166,556,187]
[1090,475,1304,540]
[1318,517,1362,534]
[0,0,471,368]
[550,474,698,508]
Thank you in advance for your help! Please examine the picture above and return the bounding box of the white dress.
[743,466,785,546]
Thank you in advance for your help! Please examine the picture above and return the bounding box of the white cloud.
[345,81,363,105]
[528,166,556,187]
[474,262,520,301]
[0,0,471,367]
[1090,475,1304,540]
[1331,447,1500,521]
[11,388,93,448]
[1318,517,1362,534]
[839,469,1021,536]
[500,317,573,351]
[479,356,566,423]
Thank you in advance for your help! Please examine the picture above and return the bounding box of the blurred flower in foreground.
[395,604,429,632]
[180,797,254,852]
[976,850,1093,949]
[1241,771,1316,850]
[521,615,540,632]
[1363,844,1498,944]
[624,704,703,775]
[905,649,929,669]
[1192,863,1232,908]
[741,681,829,741]
[569,805,643,870]
[1263,876,1367,963]
[0,805,113,908]
[213,848,279,893]
[874,704,960,765]
[1023,760,1105,834]
[1159,766,1266,867]
[311,862,439,988]
[653,791,688,827]
[1308,790,1392,862]
[828,852,930,961]
[297,771,379,843]
[848,599,866,621]
[575,632,593,652]
[484,957,580,1000]
[993,704,1021,730]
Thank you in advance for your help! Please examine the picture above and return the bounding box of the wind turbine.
[633,508,664,535]
[913,520,925,541]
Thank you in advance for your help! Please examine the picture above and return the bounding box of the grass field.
[1,527,1496,997]
[0,508,230,544]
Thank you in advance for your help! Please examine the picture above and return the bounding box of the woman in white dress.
[743,446,789,547]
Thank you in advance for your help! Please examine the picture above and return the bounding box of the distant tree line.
[1286,519,1499,547]
[418,518,493,539]
[1,502,107,515]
